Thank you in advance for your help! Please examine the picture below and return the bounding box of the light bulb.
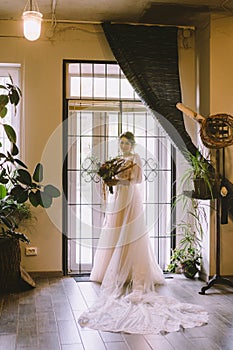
[23,10,43,41]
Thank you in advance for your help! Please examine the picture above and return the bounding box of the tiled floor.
[0,275,233,349]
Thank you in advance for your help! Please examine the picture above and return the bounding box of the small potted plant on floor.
[167,193,208,279]
[167,222,202,279]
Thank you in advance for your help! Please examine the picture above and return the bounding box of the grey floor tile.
[38,332,61,350]
[100,331,124,342]
[57,320,82,345]
[145,334,174,350]
[37,311,58,333]
[62,345,84,350]
[0,334,16,350]
[80,330,106,350]
[123,334,152,350]
[105,342,129,350]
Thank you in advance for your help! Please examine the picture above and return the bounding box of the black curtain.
[102,22,197,156]
[102,22,233,219]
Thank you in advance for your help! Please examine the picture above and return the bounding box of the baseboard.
[29,271,64,278]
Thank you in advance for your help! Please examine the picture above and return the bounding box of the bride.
[78,131,208,334]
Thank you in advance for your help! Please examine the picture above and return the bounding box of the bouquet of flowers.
[97,157,135,194]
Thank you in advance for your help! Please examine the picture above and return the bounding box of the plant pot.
[0,237,35,294]
[0,237,21,293]
[192,178,218,200]
[181,260,199,279]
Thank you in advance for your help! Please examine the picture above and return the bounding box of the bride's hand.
[105,179,119,187]
[118,179,130,186]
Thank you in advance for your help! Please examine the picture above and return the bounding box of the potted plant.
[0,200,35,292]
[167,195,208,279]
[0,75,60,293]
[182,149,217,200]
[167,222,202,279]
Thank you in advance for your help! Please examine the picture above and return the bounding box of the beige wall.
[0,17,232,276]
[195,20,212,279]
[186,14,233,277]
[210,14,233,276]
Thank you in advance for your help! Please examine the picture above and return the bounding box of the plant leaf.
[5,229,30,244]
[33,163,43,182]
[0,169,8,184]
[14,158,28,169]
[17,169,32,186]
[11,142,19,156]
[3,124,17,143]
[9,88,20,106]
[40,191,52,208]
[10,185,28,203]
[44,184,60,198]
[0,184,7,199]
[0,216,13,229]
[29,190,41,207]
[0,106,7,118]
[0,94,9,108]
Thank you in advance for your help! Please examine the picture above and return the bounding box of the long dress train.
[78,153,208,334]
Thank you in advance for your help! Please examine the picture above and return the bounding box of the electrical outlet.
[25,247,38,256]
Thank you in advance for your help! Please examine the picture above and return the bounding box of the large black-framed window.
[62,60,176,275]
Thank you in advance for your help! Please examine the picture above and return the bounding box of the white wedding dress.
[78,153,208,334]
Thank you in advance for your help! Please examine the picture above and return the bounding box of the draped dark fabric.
[102,22,233,219]
[102,23,197,156]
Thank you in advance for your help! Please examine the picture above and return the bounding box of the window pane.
[108,113,119,136]
[68,109,80,135]
[121,78,134,99]
[107,64,119,76]
[70,77,80,97]
[81,77,92,97]
[94,63,105,75]
[0,65,21,150]
[107,78,119,98]
[81,113,92,135]
[67,137,80,169]
[69,63,80,74]
[81,63,92,74]
[135,114,146,135]
[94,77,105,97]
[81,135,92,162]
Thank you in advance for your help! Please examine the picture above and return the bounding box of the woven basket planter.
[0,237,35,294]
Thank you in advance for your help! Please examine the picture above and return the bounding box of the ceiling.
[0,0,233,25]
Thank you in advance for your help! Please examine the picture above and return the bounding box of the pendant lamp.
[22,0,43,41]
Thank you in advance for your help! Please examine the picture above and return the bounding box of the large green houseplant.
[0,75,60,292]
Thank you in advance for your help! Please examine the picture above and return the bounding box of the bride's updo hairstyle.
[119,131,136,146]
